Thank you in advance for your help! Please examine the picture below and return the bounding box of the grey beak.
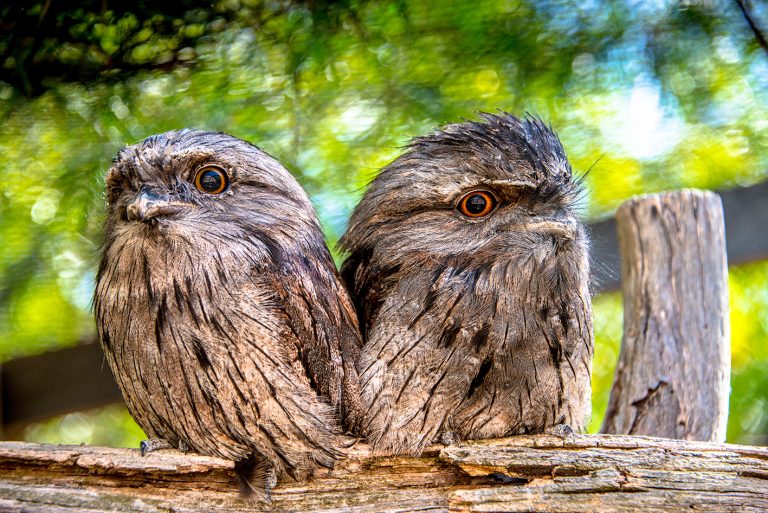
[126,187,179,222]
[523,217,578,240]
[507,216,578,240]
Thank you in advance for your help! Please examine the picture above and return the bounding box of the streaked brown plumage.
[94,130,362,501]
[340,113,593,455]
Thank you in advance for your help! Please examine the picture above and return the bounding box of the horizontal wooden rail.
[0,434,767,512]
[589,179,768,291]
[2,180,767,432]
[1,343,122,435]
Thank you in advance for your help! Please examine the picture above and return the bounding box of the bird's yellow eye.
[457,190,496,218]
[194,166,229,194]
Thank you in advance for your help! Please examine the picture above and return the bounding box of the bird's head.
[103,130,319,261]
[341,113,585,270]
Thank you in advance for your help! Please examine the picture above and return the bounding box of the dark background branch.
[734,0,768,55]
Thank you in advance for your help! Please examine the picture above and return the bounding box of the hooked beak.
[126,187,181,222]
[512,216,577,240]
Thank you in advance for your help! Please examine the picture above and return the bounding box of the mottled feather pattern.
[95,130,362,500]
[341,113,594,455]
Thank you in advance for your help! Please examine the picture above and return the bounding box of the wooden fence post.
[601,189,731,441]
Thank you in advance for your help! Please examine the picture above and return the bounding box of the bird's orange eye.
[194,166,229,194]
[457,190,496,218]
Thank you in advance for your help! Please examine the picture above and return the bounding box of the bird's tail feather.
[234,455,275,504]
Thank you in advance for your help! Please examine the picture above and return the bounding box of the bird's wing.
[355,260,491,453]
[340,248,395,338]
[275,251,364,433]
[356,256,594,453]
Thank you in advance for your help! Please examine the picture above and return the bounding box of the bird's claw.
[140,437,172,456]
[340,436,361,449]
[545,424,575,441]
[437,431,460,446]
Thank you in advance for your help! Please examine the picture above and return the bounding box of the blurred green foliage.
[2,0,767,446]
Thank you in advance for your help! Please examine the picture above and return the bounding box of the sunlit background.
[1,0,767,446]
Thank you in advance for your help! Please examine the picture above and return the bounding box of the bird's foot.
[340,436,361,449]
[339,433,363,450]
[177,439,191,453]
[259,468,278,502]
[432,431,462,445]
[545,423,575,441]
[436,431,461,446]
[140,438,171,456]
[265,468,277,494]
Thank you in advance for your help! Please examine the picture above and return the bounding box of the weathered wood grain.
[1,435,767,512]
[602,189,731,442]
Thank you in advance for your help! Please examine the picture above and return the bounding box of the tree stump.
[601,189,730,441]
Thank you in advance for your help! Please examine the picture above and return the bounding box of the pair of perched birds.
[94,112,593,501]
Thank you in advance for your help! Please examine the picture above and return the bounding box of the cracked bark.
[602,189,730,441]
[1,434,767,512]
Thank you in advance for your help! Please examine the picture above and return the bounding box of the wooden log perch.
[1,435,767,512]
[602,189,731,442]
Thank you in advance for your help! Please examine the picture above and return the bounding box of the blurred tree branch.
[0,1,242,97]
[0,1,372,98]
[734,0,768,55]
